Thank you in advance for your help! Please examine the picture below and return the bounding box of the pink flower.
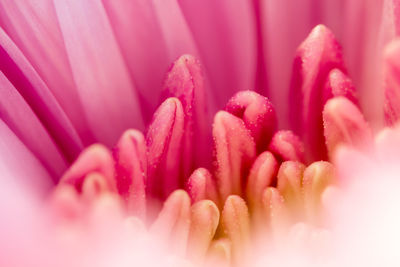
[2,1,400,266]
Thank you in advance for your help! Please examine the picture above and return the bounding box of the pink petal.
[152,0,199,59]
[186,168,218,205]
[323,96,373,159]
[113,129,147,218]
[0,163,59,266]
[259,0,316,128]
[268,130,306,163]
[0,71,67,178]
[384,39,400,126]
[383,0,400,36]
[246,151,278,212]
[0,28,83,162]
[213,111,256,201]
[146,98,184,200]
[60,145,116,193]
[342,0,385,129]
[163,55,211,175]
[289,25,346,161]
[0,0,90,142]
[53,0,144,146]
[101,0,169,121]
[178,0,257,107]
[225,91,276,153]
[0,119,52,194]
[319,0,347,37]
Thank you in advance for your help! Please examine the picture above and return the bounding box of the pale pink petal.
[259,0,316,128]
[178,0,257,107]
[0,28,83,161]
[152,0,199,59]
[53,0,144,146]
[252,0,268,97]
[0,165,58,267]
[102,0,169,120]
[163,55,211,175]
[0,71,66,178]
[268,130,306,163]
[213,111,256,201]
[385,0,400,35]
[323,97,373,159]
[320,0,346,38]
[146,98,184,200]
[0,119,52,194]
[0,0,91,143]
[343,0,385,129]
[60,145,116,193]
[113,129,147,218]
[225,91,276,153]
[289,25,346,161]
[383,39,400,125]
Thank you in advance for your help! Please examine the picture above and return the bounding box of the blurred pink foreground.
[1,1,400,267]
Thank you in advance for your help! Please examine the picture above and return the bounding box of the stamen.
[114,129,147,218]
[384,39,400,126]
[323,96,373,158]
[163,55,210,175]
[268,130,305,163]
[302,161,335,222]
[60,144,116,192]
[289,25,346,161]
[146,98,185,200]
[150,190,191,256]
[186,168,218,204]
[81,172,109,200]
[221,195,250,264]
[213,111,256,201]
[187,200,220,262]
[246,151,278,213]
[262,187,288,237]
[225,91,276,153]
[323,68,358,105]
[277,161,305,220]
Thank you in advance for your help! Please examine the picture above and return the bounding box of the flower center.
[51,25,373,266]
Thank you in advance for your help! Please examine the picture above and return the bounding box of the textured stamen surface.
[52,26,373,266]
